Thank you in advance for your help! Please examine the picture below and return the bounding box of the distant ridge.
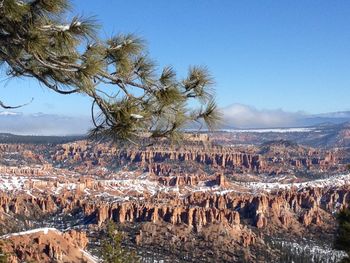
[0,133,86,144]
[210,122,350,148]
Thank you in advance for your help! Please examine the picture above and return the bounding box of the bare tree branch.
[0,98,33,109]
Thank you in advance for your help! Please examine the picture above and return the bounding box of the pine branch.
[0,0,221,143]
[0,98,33,109]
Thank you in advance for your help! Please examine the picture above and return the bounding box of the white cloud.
[0,112,92,135]
[2,106,350,135]
[221,104,305,128]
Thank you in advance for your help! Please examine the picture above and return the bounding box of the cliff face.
[1,183,349,234]
[48,141,344,178]
[50,142,264,172]
[0,228,91,263]
[0,183,347,262]
[89,186,349,232]
[118,148,263,172]
[74,185,348,261]
[0,140,344,179]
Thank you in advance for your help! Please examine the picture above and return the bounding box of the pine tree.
[0,241,7,263]
[101,221,140,263]
[0,0,220,143]
[0,253,6,263]
[335,207,350,262]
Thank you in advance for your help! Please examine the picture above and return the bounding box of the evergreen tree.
[0,253,6,263]
[101,221,140,263]
[335,207,350,262]
[0,0,220,143]
[0,241,7,263]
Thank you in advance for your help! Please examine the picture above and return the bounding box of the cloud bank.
[1,105,350,135]
[0,112,92,136]
[221,104,306,128]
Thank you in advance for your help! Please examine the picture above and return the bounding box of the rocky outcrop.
[0,165,50,176]
[50,142,264,172]
[118,148,263,171]
[2,177,350,241]
[0,229,93,263]
[63,230,89,249]
[94,201,241,230]
[83,185,350,236]
[216,174,226,187]
[2,184,349,235]
[46,140,347,177]
[157,175,200,186]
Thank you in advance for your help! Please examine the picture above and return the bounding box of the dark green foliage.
[0,241,8,263]
[0,0,220,144]
[0,133,85,144]
[335,207,350,262]
[0,253,6,263]
[101,221,140,263]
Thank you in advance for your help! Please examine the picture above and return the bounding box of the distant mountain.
[314,111,350,118]
[0,133,85,144]
[221,104,350,129]
[222,111,350,129]
[211,122,350,148]
[306,122,350,148]
[297,111,350,127]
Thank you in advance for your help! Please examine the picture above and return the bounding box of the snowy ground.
[221,127,316,133]
[1,172,350,199]
[271,239,348,263]
[241,173,350,193]
[0,176,27,191]
[0,227,58,239]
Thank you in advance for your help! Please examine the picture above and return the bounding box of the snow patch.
[221,127,315,133]
[1,228,58,239]
[130,114,144,119]
[243,173,350,192]
[80,249,100,263]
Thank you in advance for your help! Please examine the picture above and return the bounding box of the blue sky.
[1,0,350,118]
